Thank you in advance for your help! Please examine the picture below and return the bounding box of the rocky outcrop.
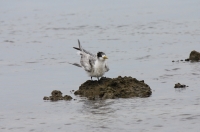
[74,76,152,100]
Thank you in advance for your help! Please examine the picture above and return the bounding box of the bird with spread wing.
[69,40,109,81]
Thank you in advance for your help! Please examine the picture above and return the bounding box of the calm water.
[1,0,200,131]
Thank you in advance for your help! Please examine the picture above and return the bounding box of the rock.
[102,92,115,100]
[189,50,200,61]
[49,96,63,101]
[63,95,73,100]
[174,83,187,88]
[43,96,49,100]
[43,90,72,101]
[74,76,152,100]
[185,58,190,61]
[51,90,62,97]
[88,96,96,100]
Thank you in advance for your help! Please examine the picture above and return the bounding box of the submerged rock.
[189,50,200,61]
[174,83,188,88]
[74,76,152,100]
[43,90,72,101]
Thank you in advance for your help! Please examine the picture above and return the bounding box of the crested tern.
[69,40,109,81]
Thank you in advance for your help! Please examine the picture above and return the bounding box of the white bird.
[69,40,109,81]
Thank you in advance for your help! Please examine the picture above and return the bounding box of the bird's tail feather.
[78,39,83,51]
[73,39,83,52]
[73,47,80,50]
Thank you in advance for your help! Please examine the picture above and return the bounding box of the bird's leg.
[97,77,99,81]
[91,76,93,81]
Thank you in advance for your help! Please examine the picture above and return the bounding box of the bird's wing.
[75,40,96,72]
[73,40,96,58]
[80,52,96,72]
[105,63,109,72]
[68,62,82,67]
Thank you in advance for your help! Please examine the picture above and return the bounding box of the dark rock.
[49,96,63,101]
[63,95,72,100]
[43,96,49,100]
[44,90,72,101]
[74,76,152,100]
[189,50,200,61]
[174,83,187,88]
[172,60,175,62]
[51,90,62,97]
[185,58,190,61]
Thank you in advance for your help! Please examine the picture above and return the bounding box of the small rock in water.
[49,96,63,101]
[172,50,200,62]
[43,96,49,100]
[174,83,188,88]
[43,90,72,101]
[51,90,62,97]
[185,58,190,61]
[63,95,73,100]
[189,50,200,61]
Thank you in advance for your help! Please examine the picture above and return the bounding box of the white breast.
[88,60,106,77]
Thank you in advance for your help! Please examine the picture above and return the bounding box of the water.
[1,0,200,131]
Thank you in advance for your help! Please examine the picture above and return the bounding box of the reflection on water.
[81,99,116,115]
[1,0,200,131]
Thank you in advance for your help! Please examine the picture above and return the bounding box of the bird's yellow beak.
[103,56,108,59]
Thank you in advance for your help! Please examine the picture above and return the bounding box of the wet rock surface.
[189,50,200,61]
[74,76,152,100]
[174,83,188,88]
[43,90,72,101]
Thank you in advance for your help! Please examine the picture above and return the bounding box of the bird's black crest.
[97,52,105,58]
